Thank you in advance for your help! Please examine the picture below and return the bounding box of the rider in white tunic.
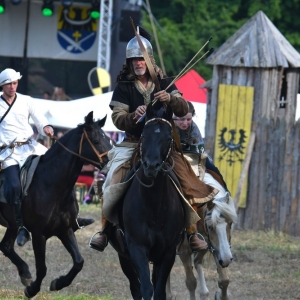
[0,68,54,246]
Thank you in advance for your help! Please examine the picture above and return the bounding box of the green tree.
[142,0,300,80]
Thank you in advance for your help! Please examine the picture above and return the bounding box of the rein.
[52,129,108,168]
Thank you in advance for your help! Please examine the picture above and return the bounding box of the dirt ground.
[1,206,300,300]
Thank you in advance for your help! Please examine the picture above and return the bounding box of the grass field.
[1,202,300,300]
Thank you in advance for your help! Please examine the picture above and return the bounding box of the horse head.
[78,111,112,168]
[140,104,173,179]
[205,193,237,268]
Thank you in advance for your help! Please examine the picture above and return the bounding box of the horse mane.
[211,195,237,228]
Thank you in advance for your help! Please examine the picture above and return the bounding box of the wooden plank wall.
[239,119,300,236]
[206,65,300,236]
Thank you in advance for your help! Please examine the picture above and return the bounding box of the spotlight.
[0,0,5,14]
[11,0,21,5]
[90,0,100,19]
[61,0,72,8]
[41,0,54,17]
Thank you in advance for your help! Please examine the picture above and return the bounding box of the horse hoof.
[50,279,57,291]
[21,276,32,287]
[24,287,35,299]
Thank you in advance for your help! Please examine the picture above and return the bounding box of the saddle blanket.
[102,170,200,228]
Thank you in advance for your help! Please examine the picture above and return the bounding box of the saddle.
[0,155,40,204]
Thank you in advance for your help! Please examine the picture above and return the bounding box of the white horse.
[167,172,237,300]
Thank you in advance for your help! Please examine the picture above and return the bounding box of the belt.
[0,140,31,150]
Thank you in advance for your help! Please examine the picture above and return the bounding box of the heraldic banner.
[214,84,254,208]
[0,1,98,61]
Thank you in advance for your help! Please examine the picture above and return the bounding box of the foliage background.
[141,0,300,80]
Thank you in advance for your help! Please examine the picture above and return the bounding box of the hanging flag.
[214,84,254,208]
[57,6,97,54]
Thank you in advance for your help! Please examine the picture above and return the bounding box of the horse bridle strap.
[141,118,173,165]
[80,129,108,163]
[52,129,108,167]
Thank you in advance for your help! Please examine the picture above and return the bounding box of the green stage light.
[42,0,53,17]
[0,0,5,14]
[91,10,100,19]
[90,0,100,19]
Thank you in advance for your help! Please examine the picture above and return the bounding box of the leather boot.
[13,202,31,247]
[76,217,95,228]
[89,214,110,252]
[186,223,207,252]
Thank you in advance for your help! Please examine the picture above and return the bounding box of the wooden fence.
[237,118,300,236]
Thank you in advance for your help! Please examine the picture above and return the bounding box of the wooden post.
[234,132,256,210]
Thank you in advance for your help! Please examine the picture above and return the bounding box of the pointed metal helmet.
[126,35,153,59]
[0,68,22,86]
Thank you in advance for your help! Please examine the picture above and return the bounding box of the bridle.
[134,118,174,188]
[140,117,173,171]
[52,128,109,168]
[204,204,232,254]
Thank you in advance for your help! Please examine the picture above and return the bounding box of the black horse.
[0,112,112,298]
[109,104,185,300]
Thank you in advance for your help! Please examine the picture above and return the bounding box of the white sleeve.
[27,96,51,136]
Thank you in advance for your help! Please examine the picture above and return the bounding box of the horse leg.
[118,254,142,300]
[213,256,232,300]
[178,239,197,300]
[128,246,153,300]
[24,233,47,298]
[194,251,209,300]
[152,249,177,300]
[165,274,174,300]
[0,228,32,287]
[50,228,84,291]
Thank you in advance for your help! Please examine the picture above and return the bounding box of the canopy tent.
[175,69,207,104]
[29,92,118,132]
[29,92,207,137]
[175,69,207,134]
[29,91,207,137]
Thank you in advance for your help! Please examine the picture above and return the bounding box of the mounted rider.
[0,68,54,246]
[89,28,219,253]
[0,68,94,247]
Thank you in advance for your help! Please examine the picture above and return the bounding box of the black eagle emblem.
[218,128,247,166]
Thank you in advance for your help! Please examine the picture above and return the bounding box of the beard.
[134,68,146,76]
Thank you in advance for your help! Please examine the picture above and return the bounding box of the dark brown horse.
[0,112,112,298]
[109,104,185,300]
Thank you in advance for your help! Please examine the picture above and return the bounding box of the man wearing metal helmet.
[89,31,218,253]
[0,68,54,246]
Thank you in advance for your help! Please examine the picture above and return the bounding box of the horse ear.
[85,111,94,126]
[98,115,107,128]
[164,105,173,121]
[146,103,155,120]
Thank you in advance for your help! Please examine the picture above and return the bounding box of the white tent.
[29,92,208,136]
[29,92,119,132]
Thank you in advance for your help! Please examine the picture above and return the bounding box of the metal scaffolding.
[97,0,113,70]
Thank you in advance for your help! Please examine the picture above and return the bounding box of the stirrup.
[88,231,108,251]
[188,232,206,243]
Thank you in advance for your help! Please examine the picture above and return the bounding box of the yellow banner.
[214,84,254,207]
